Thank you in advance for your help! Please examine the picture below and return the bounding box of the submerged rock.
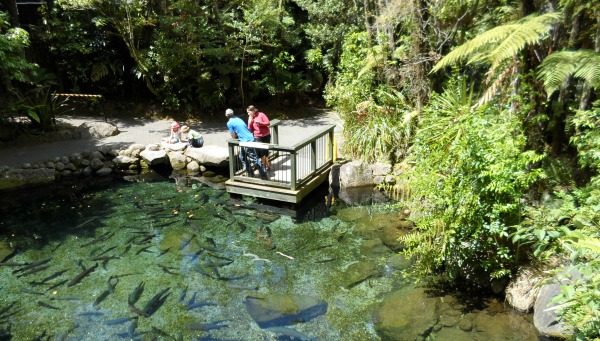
[375,285,439,340]
[0,168,55,190]
[342,260,381,288]
[0,240,15,262]
[244,293,327,328]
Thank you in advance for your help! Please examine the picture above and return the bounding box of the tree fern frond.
[488,13,561,71]
[431,12,561,74]
[538,50,600,97]
[575,237,600,255]
[475,63,516,108]
[573,52,600,89]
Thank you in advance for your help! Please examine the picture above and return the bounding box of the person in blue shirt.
[225,108,267,178]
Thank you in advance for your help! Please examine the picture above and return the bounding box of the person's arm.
[230,132,238,139]
[255,112,270,127]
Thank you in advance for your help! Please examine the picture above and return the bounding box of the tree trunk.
[2,0,20,27]
[363,0,373,44]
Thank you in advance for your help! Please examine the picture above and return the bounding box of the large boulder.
[186,145,229,167]
[77,122,119,139]
[112,155,139,170]
[161,142,187,151]
[168,151,186,170]
[505,267,543,313]
[140,149,169,166]
[533,267,577,338]
[338,161,373,188]
[375,285,439,340]
[0,168,55,190]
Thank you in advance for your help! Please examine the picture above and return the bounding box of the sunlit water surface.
[0,178,540,340]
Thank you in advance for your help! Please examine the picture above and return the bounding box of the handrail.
[227,122,335,191]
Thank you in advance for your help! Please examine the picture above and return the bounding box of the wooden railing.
[227,121,335,190]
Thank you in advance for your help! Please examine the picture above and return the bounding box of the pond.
[0,176,540,340]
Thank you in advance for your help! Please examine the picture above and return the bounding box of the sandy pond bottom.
[0,179,540,340]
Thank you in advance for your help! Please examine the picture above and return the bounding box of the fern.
[431,12,562,74]
[537,50,600,97]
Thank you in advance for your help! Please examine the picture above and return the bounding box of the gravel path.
[0,111,342,168]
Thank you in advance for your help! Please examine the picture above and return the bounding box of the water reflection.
[0,178,539,340]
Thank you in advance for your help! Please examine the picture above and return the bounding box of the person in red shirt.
[247,105,272,170]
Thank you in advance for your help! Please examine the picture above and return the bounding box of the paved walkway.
[0,111,342,168]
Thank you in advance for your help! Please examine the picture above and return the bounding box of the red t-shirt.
[248,112,270,138]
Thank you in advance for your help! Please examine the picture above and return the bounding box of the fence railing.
[227,121,335,190]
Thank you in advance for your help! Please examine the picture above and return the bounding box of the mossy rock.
[0,240,15,262]
[244,293,327,328]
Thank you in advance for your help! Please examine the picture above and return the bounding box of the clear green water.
[0,178,539,340]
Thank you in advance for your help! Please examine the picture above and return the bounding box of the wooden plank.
[225,164,332,203]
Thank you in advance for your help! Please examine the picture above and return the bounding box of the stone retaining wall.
[0,142,229,191]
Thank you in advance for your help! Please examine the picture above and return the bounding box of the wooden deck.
[225,121,335,203]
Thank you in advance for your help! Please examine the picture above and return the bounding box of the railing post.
[228,140,236,179]
[291,151,297,190]
[328,130,334,162]
[270,119,281,145]
[310,141,317,172]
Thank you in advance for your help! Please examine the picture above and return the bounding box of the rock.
[373,175,385,185]
[161,142,187,151]
[533,267,578,338]
[342,260,380,288]
[186,145,229,167]
[89,151,104,161]
[95,167,113,177]
[54,162,65,172]
[472,308,539,340]
[375,285,439,340]
[0,168,55,190]
[90,158,104,170]
[113,155,139,170]
[139,149,169,166]
[370,162,392,176]
[0,240,15,262]
[338,161,373,188]
[69,153,83,166]
[506,267,543,313]
[187,161,200,174]
[380,219,413,251]
[146,144,160,151]
[244,293,327,328]
[65,163,77,171]
[77,122,119,139]
[359,239,390,256]
[168,151,186,170]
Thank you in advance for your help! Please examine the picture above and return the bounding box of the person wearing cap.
[163,122,182,144]
[225,109,267,179]
[181,125,204,148]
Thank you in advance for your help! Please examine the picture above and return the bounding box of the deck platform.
[225,121,335,203]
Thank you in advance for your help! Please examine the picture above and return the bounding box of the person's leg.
[245,148,266,177]
[241,147,257,176]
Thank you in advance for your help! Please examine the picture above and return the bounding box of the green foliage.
[570,100,600,171]
[431,13,562,74]
[8,70,71,129]
[538,50,600,98]
[398,77,545,281]
[325,32,417,163]
[0,12,38,90]
[553,232,600,340]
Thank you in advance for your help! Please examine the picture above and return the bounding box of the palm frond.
[431,12,562,74]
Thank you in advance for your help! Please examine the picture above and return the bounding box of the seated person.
[181,125,204,148]
[162,122,182,144]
